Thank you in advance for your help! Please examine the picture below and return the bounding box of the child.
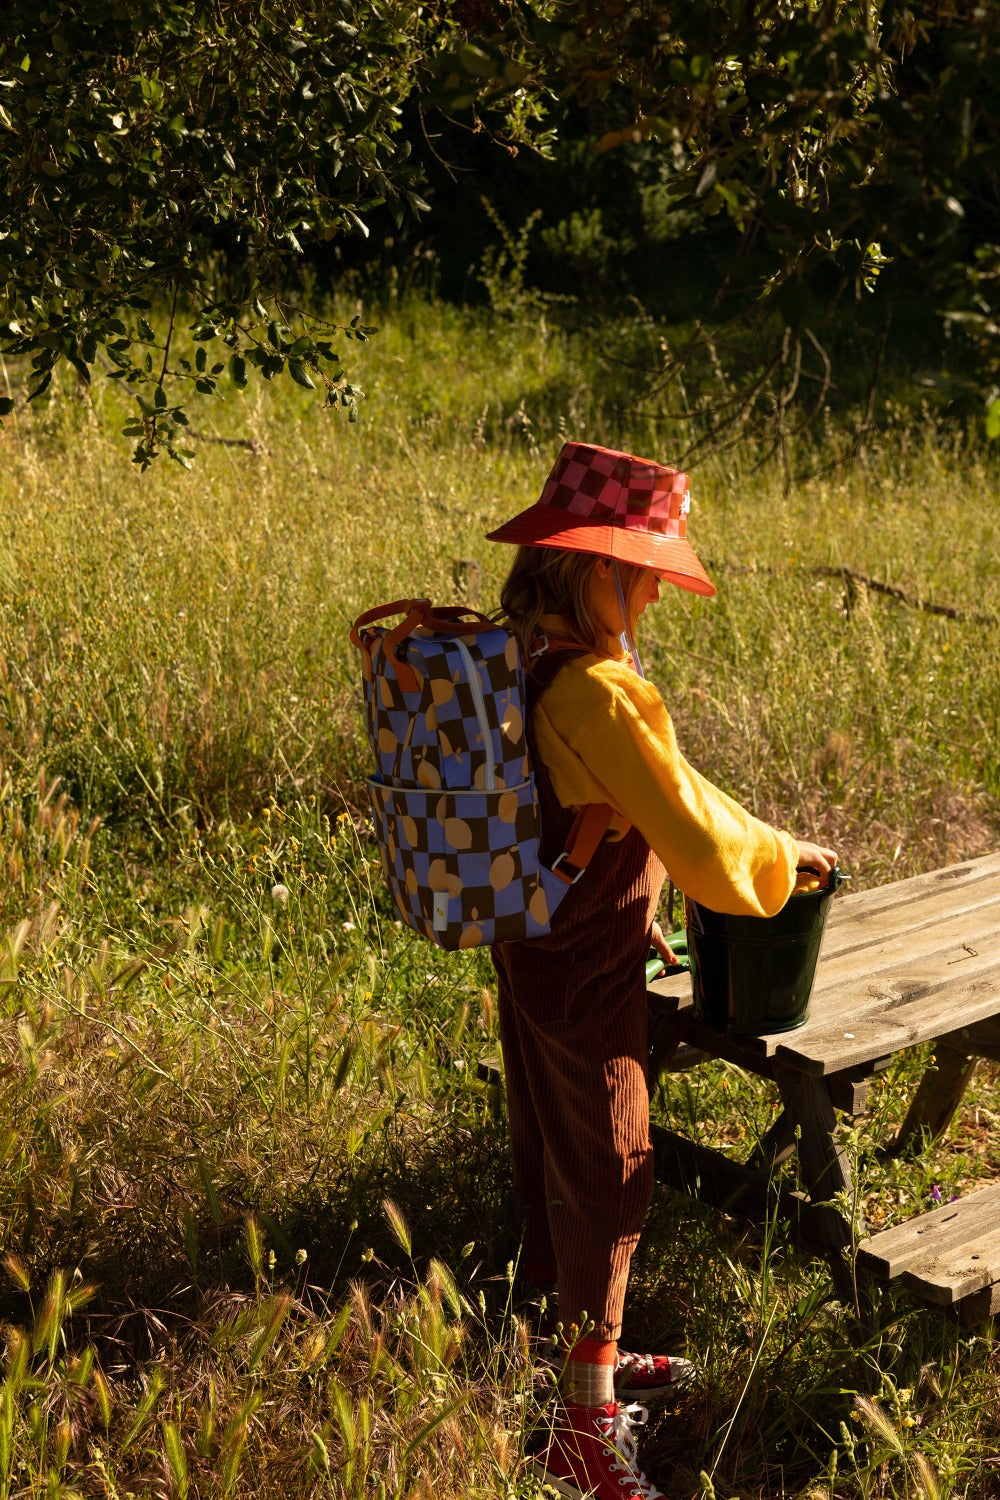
[485,441,837,1500]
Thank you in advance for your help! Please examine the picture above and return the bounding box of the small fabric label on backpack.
[432,891,449,932]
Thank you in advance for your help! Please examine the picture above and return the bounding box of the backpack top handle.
[350,598,499,694]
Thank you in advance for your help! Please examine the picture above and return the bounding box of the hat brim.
[486,504,716,598]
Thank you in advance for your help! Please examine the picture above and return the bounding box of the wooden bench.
[647,852,1000,1321]
[857,1182,1000,1324]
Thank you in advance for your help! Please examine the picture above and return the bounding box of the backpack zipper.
[452,636,497,791]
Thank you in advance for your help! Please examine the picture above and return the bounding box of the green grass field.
[0,296,998,1497]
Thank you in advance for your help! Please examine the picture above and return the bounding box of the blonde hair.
[498,546,650,661]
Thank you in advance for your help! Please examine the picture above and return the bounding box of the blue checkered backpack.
[350,599,612,950]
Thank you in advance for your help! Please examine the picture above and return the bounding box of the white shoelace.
[601,1404,666,1500]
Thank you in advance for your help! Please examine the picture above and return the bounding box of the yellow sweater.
[531,622,798,919]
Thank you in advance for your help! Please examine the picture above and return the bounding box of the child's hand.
[795,840,839,889]
[650,920,680,966]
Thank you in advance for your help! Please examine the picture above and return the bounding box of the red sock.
[563,1337,617,1406]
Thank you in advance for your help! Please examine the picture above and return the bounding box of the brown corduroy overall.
[491,659,666,1342]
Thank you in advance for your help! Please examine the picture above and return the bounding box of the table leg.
[891,1042,978,1157]
[776,1066,859,1303]
[745,1110,798,1173]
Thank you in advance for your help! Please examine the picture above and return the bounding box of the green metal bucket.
[686,868,848,1034]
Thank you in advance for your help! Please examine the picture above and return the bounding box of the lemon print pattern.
[357,616,575,950]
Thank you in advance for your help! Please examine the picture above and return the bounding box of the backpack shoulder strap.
[525,634,622,886]
[524,631,591,698]
[551,801,616,887]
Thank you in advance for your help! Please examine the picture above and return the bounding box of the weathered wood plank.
[774,971,1000,1075]
[902,1226,1000,1304]
[745,1110,798,1173]
[651,1121,772,1215]
[643,854,1000,1315]
[820,855,1000,950]
[827,1060,893,1115]
[856,1183,1000,1280]
[800,960,1000,1056]
[819,880,1000,973]
[662,1011,778,1067]
[810,901,1000,1001]
[649,1123,852,1250]
[672,958,1000,1074]
[962,1016,1000,1051]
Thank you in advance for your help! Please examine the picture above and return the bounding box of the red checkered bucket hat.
[486,441,715,597]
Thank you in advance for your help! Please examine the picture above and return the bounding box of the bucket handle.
[797,864,850,893]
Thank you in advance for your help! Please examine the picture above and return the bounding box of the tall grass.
[0,294,997,1496]
[2,300,996,874]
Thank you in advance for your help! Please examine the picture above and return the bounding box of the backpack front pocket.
[367,777,557,949]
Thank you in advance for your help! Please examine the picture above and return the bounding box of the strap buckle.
[528,632,549,659]
[551,850,585,885]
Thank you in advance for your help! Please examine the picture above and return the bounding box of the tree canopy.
[435,1,1000,454]
[2,1,999,463]
[0,0,438,464]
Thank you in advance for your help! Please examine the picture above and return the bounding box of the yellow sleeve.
[532,656,797,918]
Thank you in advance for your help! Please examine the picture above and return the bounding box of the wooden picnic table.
[646,850,1000,1322]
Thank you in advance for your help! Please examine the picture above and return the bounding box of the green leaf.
[161,1419,188,1492]
[289,360,315,389]
[458,44,496,78]
[0,397,15,417]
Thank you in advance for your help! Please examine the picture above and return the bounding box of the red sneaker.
[530,1400,667,1500]
[615,1350,695,1402]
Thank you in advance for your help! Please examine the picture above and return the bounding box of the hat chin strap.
[612,561,645,678]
